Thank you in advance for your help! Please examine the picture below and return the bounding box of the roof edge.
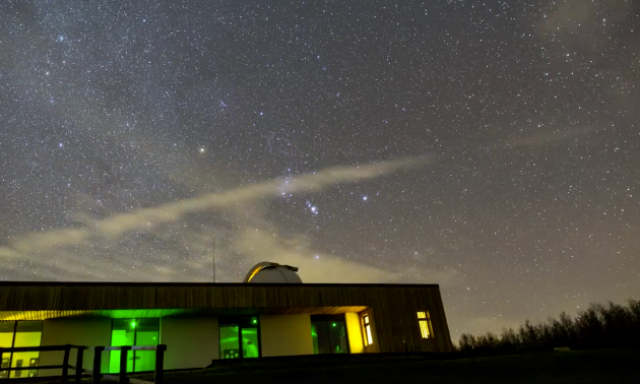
[0,281,441,288]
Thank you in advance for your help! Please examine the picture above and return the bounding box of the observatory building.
[0,262,452,378]
[242,262,303,284]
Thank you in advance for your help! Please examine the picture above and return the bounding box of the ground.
[42,349,639,383]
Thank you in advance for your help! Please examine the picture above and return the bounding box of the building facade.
[0,281,452,378]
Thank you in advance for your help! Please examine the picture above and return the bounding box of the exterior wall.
[160,316,219,370]
[259,314,313,357]
[0,283,454,353]
[345,312,364,354]
[38,318,111,377]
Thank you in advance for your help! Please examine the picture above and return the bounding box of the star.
[0,0,636,349]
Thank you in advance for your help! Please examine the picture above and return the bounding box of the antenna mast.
[212,234,216,283]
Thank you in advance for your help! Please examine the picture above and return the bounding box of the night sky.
[1,0,639,341]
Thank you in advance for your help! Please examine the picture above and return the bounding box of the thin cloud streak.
[1,156,430,264]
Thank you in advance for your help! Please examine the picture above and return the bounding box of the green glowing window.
[110,319,159,374]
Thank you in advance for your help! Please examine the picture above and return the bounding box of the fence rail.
[0,344,166,384]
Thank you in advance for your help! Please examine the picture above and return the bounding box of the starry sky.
[1,0,639,342]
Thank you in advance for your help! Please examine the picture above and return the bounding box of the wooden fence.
[0,344,166,384]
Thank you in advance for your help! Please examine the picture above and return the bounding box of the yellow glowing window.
[417,311,433,339]
[362,314,373,346]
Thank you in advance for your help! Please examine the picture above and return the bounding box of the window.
[310,315,349,354]
[110,319,159,374]
[362,314,373,346]
[417,311,434,339]
[0,321,43,379]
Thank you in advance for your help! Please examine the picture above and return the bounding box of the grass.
[40,349,640,383]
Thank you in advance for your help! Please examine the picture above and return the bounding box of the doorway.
[219,317,260,359]
[311,315,349,354]
[109,319,159,373]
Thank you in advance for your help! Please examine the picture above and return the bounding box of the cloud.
[0,156,431,279]
[538,0,633,53]
[232,228,455,284]
[503,126,597,149]
[0,123,603,283]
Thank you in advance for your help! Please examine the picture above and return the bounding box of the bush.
[458,299,640,354]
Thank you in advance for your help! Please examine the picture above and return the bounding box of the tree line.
[458,299,640,353]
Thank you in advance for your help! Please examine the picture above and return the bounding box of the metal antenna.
[212,234,216,283]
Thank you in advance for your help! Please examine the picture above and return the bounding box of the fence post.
[61,344,71,382]
[154,345,167,384]
[75,346,85,383]
[92,347,104,384]
[0,347,4,379]
[119,346,130,384]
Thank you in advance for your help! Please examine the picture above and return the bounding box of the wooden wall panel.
[0,283,453,353]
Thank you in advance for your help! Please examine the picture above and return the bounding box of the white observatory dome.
[243,262,303,283]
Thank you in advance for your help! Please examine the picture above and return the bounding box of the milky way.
[1,1,639,342]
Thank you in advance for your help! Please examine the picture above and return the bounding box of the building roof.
[0,281,439,287]
[0,281,442,320]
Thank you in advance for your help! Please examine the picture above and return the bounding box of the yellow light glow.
[362,314,373,346]
[419,320,430,338]
[417,311,433,339]
[245,265,266,282]
[365,325,373,345]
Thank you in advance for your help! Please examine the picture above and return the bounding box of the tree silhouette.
[458,299,640,354]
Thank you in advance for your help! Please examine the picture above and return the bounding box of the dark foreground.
[46,349,639,384]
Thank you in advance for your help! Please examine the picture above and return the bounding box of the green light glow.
[252,318,258,324]
[332,323,337,327]
[110,319,159,374]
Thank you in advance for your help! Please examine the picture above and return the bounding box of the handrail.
[101,346,160,351]
[0,344,81,382]
[0,344,166,384]
[0,344,83,353]
[86,345,166,384]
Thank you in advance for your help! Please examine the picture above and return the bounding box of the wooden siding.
[0,283,453,353]
[0,306,369,321]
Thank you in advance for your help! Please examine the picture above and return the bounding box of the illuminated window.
[0,322,43,379]
[417,311,434,339]
[362,314,373,346]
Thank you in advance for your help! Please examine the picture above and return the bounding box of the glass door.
[110,320,135,374]
[241,328,259,358]
[0,322,14,379]
[311,315,349,355]
[219,317,260,359]
[110,318,159,373]
[10,322,43,378]
[219,325,240,359]
[133,319,159,372]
